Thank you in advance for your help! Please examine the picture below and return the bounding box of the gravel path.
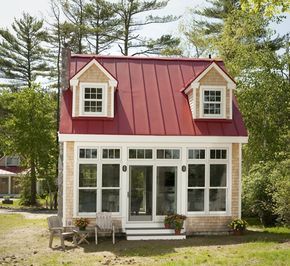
[0,208,57,219]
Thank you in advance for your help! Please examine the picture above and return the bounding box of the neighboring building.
[59,53,248,239]
[0,156,22,196]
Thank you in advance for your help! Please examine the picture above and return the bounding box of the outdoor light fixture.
[122,165,127,172]
[182,165,186,172]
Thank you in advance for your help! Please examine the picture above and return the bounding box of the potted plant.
[164,214,173,229]
[74,217,89,231]
[171,214,186,235]
[228,219,248,235]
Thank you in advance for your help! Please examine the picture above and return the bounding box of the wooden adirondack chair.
[47,216,77,250]
[95,212,115,244]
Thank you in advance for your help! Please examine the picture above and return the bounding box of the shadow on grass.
[78,229,290,257]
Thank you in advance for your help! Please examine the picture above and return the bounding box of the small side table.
[73,229,92,245]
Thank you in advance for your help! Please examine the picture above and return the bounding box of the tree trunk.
[30,159,37,205]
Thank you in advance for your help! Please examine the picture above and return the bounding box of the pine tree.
[59,0,88,53]
[0,13,51,89]
[114,0,179,56]
[85,0,119,54]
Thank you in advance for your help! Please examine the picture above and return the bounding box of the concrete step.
[126,227,185,235]
[127,234,186,241]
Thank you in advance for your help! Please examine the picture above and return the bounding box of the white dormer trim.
[70,59,117,87]
[191,62,236,90]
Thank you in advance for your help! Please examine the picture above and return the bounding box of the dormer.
[70,59,118,118]
[182,62,236,120]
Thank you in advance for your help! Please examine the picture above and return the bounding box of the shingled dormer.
[70,59,117,118]
[182,62,236,120]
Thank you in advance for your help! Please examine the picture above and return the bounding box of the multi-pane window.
[129,149,153,159]
[210,149,227,159]
[83,87,103,113]
[102,164,120,212]
[209,164,227,211]
[6,156,20,166]
[78,164,97,213]
[203,90,222,115]
[188,149,205,159]
[79,148,98,159]
[187,148,228,214]
[156,149,180,159]
[102,149,120,159]
[187,164,205,212]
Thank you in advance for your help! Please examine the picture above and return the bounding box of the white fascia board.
[70,59,117,88]
[58,134,248,144]
[193,62,236,89]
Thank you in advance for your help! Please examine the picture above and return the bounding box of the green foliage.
[242,160,290,226]
[0,85,57,205]
[241,0,290,17]
[229,219,248,231]
[0,13,51,89]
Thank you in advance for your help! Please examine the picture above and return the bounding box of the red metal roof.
[59,55,247,137]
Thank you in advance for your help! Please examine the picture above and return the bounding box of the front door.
[129,166,153,221]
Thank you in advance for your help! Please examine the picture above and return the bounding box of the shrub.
[242,159,290,226]
[229,219,248,231]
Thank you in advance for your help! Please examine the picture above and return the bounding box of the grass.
[0,214,289,266]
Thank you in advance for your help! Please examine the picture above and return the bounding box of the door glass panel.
[129,166,153,221]
[156,166,177,215]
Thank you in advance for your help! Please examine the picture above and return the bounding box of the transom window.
[203,89,222,116]
[156,149,180,159]
[210,149,227,159]
[79,148,98,159]
[102,149,120,159]
[188,149,205,159]
[129,149,153,159]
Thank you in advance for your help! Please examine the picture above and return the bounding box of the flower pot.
[233,229,244,236]
[175,229,181,235]
[164,224,170,229]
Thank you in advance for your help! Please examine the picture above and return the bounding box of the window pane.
[109,149,114,158]
[210,149,227,159]
[79,164,97,187]
[102,190,119,212]
[157,149,164,159]
[79,149,85,158]
[188,189,204,211]
[91,149,97,158]
[188,164,205,187]
[129,149,136,159]
[145,149,152,159]
[0,177,9,194]
[102,164,120,187]
[210,164,227,187]
[137,149,145,159]
[103,149,108,158]
[172,150,180,159]
[86,149,91,158]
[165,149,171,159]
[79,190,96,213]
[188,149,205,159]
[209,189,226,211]
[115,149,120,159]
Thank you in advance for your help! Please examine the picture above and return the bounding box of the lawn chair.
[47,216,77,250]
[95,212,115,244]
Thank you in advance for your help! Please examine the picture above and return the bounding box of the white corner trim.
[70,79,79,87]
[238,143,242,218]
[109,79,118,87]
[58,134,249,144]
[72,85,76,117]
[63,142,67,226]
[70,59,117,87]
[230,89,233,119]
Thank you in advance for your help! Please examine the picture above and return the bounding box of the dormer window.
[80,83,107,116]
[6,156,20,166]
[203,89,222,117]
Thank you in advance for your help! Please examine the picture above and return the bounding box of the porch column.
[8,176,11,194]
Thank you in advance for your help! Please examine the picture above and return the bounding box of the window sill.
[193,118,231,123]
[72,116,114,121]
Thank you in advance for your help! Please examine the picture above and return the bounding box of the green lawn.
[0,214,289,266]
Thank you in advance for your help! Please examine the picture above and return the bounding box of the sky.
[0,0,289,53]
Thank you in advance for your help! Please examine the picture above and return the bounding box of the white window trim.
[102,147,122,160]
[79,82,108,117]
[128,147,154,160]
[186,147,230,216]
[75,146,121,217]
[200,86,226,119]
[156,148,181,160]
